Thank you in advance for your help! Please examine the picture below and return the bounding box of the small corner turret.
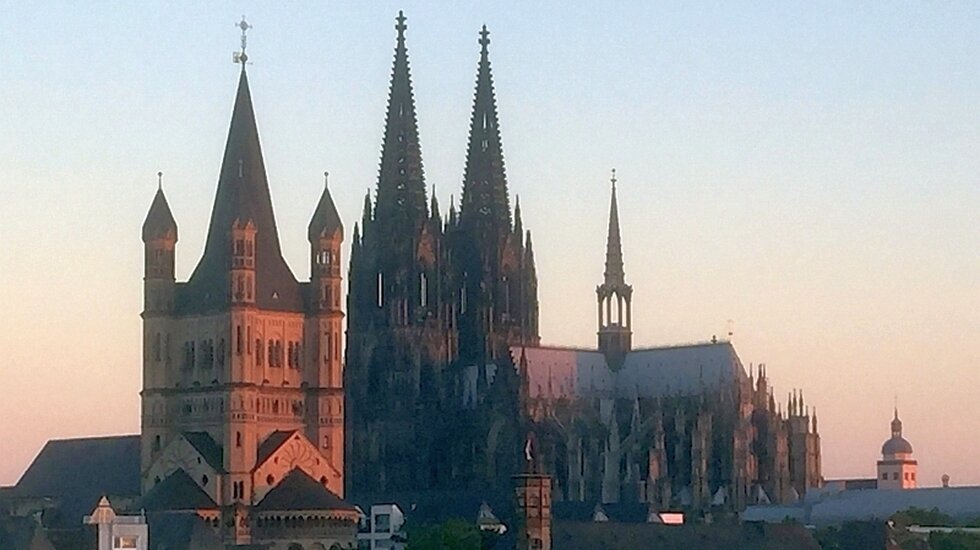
[142,171,177,315]
[309,171,344,314]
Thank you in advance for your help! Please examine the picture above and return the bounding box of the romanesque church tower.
[346,14,539,494]
[140,53,353,545]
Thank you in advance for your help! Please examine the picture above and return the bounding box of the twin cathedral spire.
[348,12,537,352]
[345,12,539,492]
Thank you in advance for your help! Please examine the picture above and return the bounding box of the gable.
[253,431,340,502]
[144,434,222,504]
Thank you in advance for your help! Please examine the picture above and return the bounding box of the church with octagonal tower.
[139,26,356,546]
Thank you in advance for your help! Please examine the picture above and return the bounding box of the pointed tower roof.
[181,67,301,313]
[374,11,427,232]
[460,25,511,234]
[309,172,343,241]
[603,169,625,285]
[524,230,536,276]
[142,173,177,242]
[429,185,441,221]
[513,195,523,238]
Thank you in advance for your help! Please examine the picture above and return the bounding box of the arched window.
[236,432,242,448]
[266,474,275,486]
[153,435,161,452]
[236,326,243,355]
[377,272,384,308]
[420,273,428,307]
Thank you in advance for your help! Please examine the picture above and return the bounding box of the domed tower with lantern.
[877,408,917,489]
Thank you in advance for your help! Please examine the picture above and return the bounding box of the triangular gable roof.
[15,435,140,527]
[255,469,354,512]
[140,469,217,512]
[142,187,177,242]
[256,430,297,467]
[181,432,224,473]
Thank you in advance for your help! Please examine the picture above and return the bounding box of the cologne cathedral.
[346,14,822,512]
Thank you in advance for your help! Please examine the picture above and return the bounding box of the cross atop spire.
[610,168,617,191]
[235,16,252,65]
[396,11,407,40]
[479,25,490,52]
[157,171,163,190]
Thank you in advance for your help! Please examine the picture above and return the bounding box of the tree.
[891,507,955,528]
[407,519,482,550]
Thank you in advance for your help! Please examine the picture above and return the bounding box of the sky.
[0,2,977,488]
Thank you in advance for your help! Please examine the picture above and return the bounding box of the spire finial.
[324,171,329,189]
[235,16,252,65]
[479,25,490,53]
[611,168,617,191]
[157,171,163,190]
[395,11,407,40]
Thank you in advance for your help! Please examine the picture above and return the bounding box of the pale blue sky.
[0,2,977,486]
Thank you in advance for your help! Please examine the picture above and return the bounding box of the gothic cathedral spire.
[604,170,625,285]
[460,25,510,237]
[374,10,427,236]
[597,170,632,370]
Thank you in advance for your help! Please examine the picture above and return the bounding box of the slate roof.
[809,486,980,525]
[513,341,745,400]
[139,469,217,512]
[146,511,223,550]
[15,435,140,527]
[255,469,354,512]
[881,435,913,456]
[178,67,302,315]
[141,187,177,242]
[747,485,980,526]
[182,432,224,472]
[308,180,343,241]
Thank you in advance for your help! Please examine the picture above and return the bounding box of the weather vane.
[233,16,252,65]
